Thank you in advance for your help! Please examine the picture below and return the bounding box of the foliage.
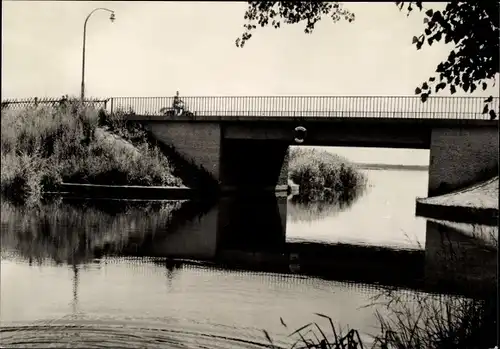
[289,147,367,202]
[264,291,496,348]
[397,1,499,120]
[369,289,497,349]
[264,313,364,349]
[1,103,182,204]
[235,2,355,48]
[236,1,499,119]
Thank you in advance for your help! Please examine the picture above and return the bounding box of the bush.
[289,147,367,202]
[1,103,182,203]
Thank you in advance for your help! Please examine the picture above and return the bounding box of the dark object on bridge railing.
[1,97,110,111]
[108,95,500,120]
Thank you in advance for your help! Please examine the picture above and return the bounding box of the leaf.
[423,17,428,24]
[429,77,436,82]
[482,82,488,90]
[425,9,433,17]
[412,36,419,44]
[421,93,429,103]
[416,41,423,50]
[422,82,429,90]
[415,87,422,95]
[435,82,446,92]
[485,96,493,103]
[483,105,489,114]
[280,317,288,328]
[489,110,497,120]
[262,329,274,345]
[450,85,456,94]
[288,323,313,337]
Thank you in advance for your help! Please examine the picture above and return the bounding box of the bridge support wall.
[428,126,498,196]
[146,122,289,192]
[147,122,222,181]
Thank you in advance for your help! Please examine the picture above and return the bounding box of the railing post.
[110,98,114,115]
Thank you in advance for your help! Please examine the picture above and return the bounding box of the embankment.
[416,176,499,226]
[0,104,184,203]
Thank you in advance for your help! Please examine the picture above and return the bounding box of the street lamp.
[80,8,115,102]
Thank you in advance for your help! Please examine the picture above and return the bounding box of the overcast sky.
[2,1,497,165]
[3,1,499,99]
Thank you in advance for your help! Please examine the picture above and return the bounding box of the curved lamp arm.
[80,8,115,101]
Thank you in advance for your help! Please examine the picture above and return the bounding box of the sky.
[2,1,498,165]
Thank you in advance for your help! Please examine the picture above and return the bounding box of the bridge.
[117,95,499,197]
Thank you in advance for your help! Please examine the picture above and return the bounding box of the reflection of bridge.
[134,195,496,299]
[121,96,499,197]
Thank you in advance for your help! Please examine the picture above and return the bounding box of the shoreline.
[42,182,293,200]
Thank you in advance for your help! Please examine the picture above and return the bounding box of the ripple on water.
[0,318,287,349]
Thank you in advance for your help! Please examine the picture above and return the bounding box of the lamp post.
[80,8,115,102]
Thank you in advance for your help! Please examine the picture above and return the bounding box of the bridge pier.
[144,122,290,193]
[428,126,498,197]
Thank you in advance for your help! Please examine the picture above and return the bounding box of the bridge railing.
[112,96,499,119]
[1,97,110,111]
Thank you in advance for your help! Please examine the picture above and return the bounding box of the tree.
[236,1,499,119]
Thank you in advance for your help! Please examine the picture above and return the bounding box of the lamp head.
[109,12,115,23]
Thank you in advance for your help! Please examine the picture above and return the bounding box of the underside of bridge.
[219,139,290,192]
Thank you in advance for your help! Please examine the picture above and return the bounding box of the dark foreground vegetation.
[0,101,183,204]
[264,289,496,349]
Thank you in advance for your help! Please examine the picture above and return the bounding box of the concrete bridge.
[117,95,499,197]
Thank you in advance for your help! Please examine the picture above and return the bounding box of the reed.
[289,147,367,202]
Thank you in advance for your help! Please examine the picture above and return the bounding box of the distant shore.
[356,163,428,171]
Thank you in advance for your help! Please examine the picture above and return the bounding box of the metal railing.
[110,96,500,120]
[1,97,110,111]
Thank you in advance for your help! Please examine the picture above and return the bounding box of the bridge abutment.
[428,126,498,197]
[146,122,290,193]
[146,122,222,181]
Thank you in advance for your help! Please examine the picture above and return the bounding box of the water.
[288,169,428,248]
[1,169,497,348]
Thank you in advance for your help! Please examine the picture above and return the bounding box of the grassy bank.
[289,147,367,201]
[1,102,182,204]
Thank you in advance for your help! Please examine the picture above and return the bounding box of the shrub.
[289,147,367,202]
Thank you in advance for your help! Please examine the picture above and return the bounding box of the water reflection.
[1,195,496,298]
[1,194,497,348]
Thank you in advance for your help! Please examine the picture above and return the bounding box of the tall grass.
[289,147,367,202]
[1,102,182,203]
[264,292,496,349]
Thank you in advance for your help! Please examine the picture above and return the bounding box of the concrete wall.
[148,122,222,181]
[428,126,499,196]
